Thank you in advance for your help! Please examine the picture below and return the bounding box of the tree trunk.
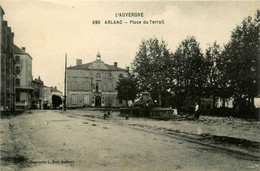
[222,97,225,107]
[198,98,201,109]
[252,97,255,107]
[158,91,162,107]
[213,95,216,109]
[125,99,129,107]
[248,98,251,107]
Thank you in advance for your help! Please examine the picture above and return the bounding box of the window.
[84,82,88,90]
[15,79,20,86]
[15,66,20,75]
[6,80,10,87]
[84,95,90,105]
[108,73,112,78]
[15,56,20,64]
[96,82,99,92]
[72,81,77,90]
[16,93,20,102]
[72,95,77,104]
[101,96,105,105]
[96,73,101,79]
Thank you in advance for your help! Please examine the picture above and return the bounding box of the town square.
[0,1,259,171]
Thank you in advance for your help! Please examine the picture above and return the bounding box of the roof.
[13,45,32,59]
[1,6,5,16]
[67,61,127,71]
[42,86,62,93]
[49,86,62,93]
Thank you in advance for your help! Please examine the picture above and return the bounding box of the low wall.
[149,107,174,120]
[120,107,174,120]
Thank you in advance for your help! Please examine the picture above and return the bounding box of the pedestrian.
[125,113,129,120]
[194,103,200,119]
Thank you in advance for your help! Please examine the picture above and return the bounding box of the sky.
[1,0,259,93]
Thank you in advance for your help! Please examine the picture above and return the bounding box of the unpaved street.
[0,110,259,171]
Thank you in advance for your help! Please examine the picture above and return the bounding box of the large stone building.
[0,6,15,111]
[66,52,128,108]
[14,45,33,109]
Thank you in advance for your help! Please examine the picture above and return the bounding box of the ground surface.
[0,109,259,171]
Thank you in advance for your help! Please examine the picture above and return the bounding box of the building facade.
[32,76,44,109]
[0,6,15,111]
[14,45,33,109]
[50,86,63,98]
[39,85,63,109]
[41,86,52,109]
[66,53,128,108]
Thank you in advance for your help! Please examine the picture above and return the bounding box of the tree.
[173,36,207,108]
[116,74,138,107]
[222,10,259,108]
[205,42,224,108]
[132,37,173,106]
[52,95,62,109]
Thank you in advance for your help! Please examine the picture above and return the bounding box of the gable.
[88,61,109,70]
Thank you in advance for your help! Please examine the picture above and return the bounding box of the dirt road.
[0,110,259,171]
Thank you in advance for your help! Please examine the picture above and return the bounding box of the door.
[95,96,101,106]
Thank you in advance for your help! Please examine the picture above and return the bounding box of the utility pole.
[64,54,67,111]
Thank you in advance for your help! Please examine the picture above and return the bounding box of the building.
[32,75,63,109]
[50,86,63,98]
[41,85,62,109]
[49,86,63,109]
[14,45,33,109]
[41,86,51,109]
[66,52,128,108]
[32,76,44,109]
[0,6,15,111]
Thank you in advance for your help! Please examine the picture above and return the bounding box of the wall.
[0,14,15,111]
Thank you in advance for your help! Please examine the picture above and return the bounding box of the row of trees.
[117,10,259,113]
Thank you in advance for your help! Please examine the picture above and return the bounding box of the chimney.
[55,86,57,89]
[76,59,82,66]
[126,67,129,72]
[22,47,26,51]
[114,62,118,67]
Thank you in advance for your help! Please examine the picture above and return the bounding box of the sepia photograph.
[0,0,259,170]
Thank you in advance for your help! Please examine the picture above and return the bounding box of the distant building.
[32,76,44,109]
[32,75,63,109]
[49,86,63,109]
[41,86,52,109]
[14,45,33,109]
[37,85,62,109]
[50,86,63,98]
[66,52,128,108]
[0,6,15,111]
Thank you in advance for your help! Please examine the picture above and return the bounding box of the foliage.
[205,42,230,107]
[222,10,259,106]
[52,95,62,108]
[173,36,207,105]
[116,74,138,107]
[128,10,259,116]
[132,37,173,106]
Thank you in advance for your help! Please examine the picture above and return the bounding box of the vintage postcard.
[1,0,259,170]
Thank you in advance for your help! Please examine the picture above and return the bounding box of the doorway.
[95,96,101,106]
